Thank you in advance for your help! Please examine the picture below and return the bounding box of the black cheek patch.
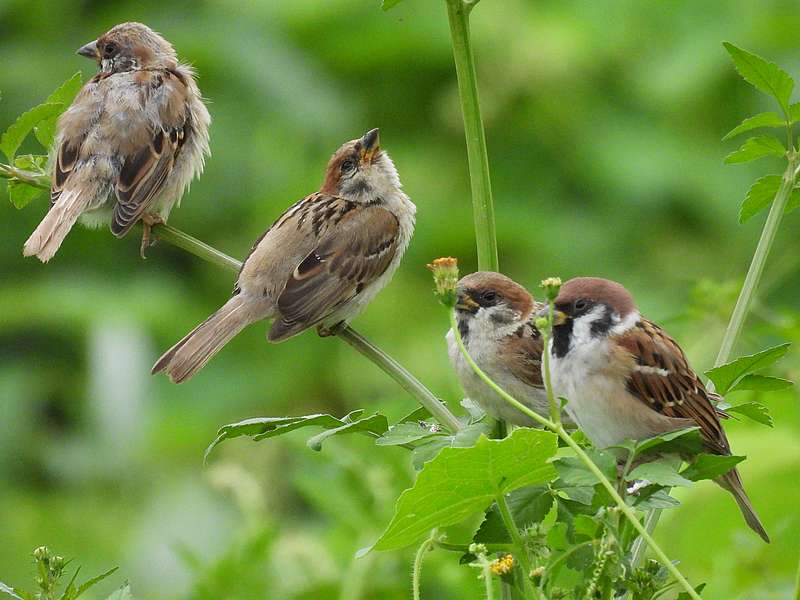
[590,309,614,337]
[552,320,573,358]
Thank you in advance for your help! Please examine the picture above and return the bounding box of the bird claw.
[140,214,165,259]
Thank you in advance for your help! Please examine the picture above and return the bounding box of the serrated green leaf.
[376,422,444,446]
[371,428,558,551]
[727,402,773,427]
[572,514,601,540]
[381,0,403,10]
[473,485,553,544]
[738,175,780,224]
[723,42,794,114]
[554,450,616,487]
[204,412,357,463]
[73,567,118,599]
[104,584,134,600]
[632,426,703,458]
[723,112,787,140]
[0,102,63,161]
[306,413,388,451]
[34,72,83,149]
[410,420,493,470]
[627,461,692,487]
[724,135,785,164]
[681,454,745,482]
[705,342,791,393]
[728,373,793,393]
[8,180,44,209]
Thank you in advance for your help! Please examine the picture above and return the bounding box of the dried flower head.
[427,257,459,307]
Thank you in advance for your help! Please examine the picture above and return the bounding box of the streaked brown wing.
[269,205,400,341]
[504,307,546,388]
[111,70,189,236]
[51,137,83,205]
[616,319,730,455]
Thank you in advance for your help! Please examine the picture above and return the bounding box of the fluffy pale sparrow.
[23,22,210,262]
[543,277,769,542]
[153,128,415,383]
[446,271,552,426]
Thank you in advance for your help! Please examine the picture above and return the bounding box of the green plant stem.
[714,153,798,368]
[540,315,560,426]
[0,162,49,189]
[435,541,513,553]
[495,492,540,599]
[445,0,498,272]
[412,531,437,600]
[448,311,702,600]
[154,223,242,272]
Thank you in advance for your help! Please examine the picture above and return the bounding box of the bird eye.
[340,159,356,173]
[482,291,498,303]
[574,299,588,311]
[103,42,118,57]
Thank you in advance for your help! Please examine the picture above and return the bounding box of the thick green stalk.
[448,311,701,600]
[714,153,798,367]
[445,0,498,272]
[496,492,540,599]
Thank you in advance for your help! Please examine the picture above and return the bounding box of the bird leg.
[317,321,347,338]
[140,213,164,259]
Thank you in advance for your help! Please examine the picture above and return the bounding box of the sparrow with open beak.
[446,272,553,426]
[23,22,210,261]
[153,129,415,383]
[542,277,769,542]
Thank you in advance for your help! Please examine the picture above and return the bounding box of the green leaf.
[786,185,800,215]
[681,454,745,482]
[73,567,119,599]
[728,373,793,393]
[632,488,681,510]
[632,426,703,458]
[738,175,781,223]
[204,412,359,463]
[724,135,785,164]
[8,180,44,209]
[677,583,706,600]
[104,584,134,600]
[473,485,554,544]
[723,42,794,114]
[727,402,773,427]
[371,428,558,551]
[306,413,388,451]
[723,111,787,140]
[554,450,616,487]
[0,102,63,161]
[381,0,403,10]
[410,420,493,470]
[572,514,601,540]
[627,461,692,487]
[705,342,791,393]
[34,73,83,149]
[376,422,444,446]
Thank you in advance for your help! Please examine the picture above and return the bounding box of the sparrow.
[23,22,210,262]
[152,128,415,383]
[543,277,769,542]
[446,271,552,426]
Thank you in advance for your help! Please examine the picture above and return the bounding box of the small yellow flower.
[489,553,515,575]
[540,277,562,302]
[427,257,460,307]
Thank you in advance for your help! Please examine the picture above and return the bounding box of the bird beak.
[455,292,479,313]
[360,128,380,164]
[76,40,99,59]
[536,306,568,326]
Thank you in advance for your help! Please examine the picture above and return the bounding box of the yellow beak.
[455,294,479,313]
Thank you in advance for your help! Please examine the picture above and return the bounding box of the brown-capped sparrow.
[153,128,415,383]
[447,272,552,426]
[543,277,769,542]
[23,22,210,262]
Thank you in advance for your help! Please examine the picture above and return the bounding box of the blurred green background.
[1,0,799,598]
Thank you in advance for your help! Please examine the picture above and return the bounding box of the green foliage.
[7,154,46,208]
[705,342,791,394]
[371,428,557,551]
[723,42,794,115]
[726,402,773,427]
[0,547,121,600]
[33,73,82,149]
[737,175,800,223]
[723,135,785,164]
[381,0,403,10]
[681,454,745,482]
[723,112,788,141]
[0,103,62,162]
[628,461,693,488]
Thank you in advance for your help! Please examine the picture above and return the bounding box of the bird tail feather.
[716,467,769,543]
[23,190,88,262]
[151,296,257,383]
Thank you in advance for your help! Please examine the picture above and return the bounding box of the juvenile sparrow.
[153,129,415,383]
[23,22,210,262]
[446,272,551,426]
[543,277,769,542]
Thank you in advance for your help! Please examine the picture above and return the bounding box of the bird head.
[76,22,178,74]
[455,272,535,340]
